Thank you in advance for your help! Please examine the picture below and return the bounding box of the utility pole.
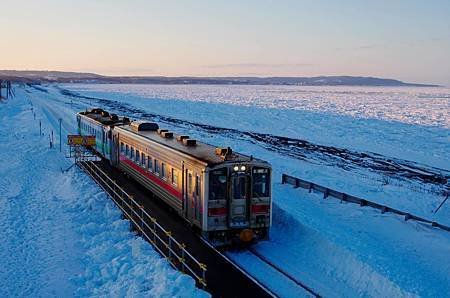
[59,118,62,152]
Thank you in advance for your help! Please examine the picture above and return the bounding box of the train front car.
[112,120,272,246]
[205,148,272,246]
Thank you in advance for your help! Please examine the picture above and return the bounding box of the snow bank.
[0,88,208,297]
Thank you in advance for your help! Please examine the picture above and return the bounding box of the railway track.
[247,248,320,297]
[200,238,320,298]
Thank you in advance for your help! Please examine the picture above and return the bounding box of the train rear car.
[77,108,129,160]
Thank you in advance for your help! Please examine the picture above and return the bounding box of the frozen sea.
[65,84,450,170]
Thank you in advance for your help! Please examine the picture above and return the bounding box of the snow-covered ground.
[2,83,449,297]
[0,87,208,297]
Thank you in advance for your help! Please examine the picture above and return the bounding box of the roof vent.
[123,117,130,124]
[160,131,173,138]
[215,147,232,159]
[131,121,159,132]
[177,135,190,142]
[110,114,119,121]
[157,129,168,134]
[183,139,197,146]
[101,111,110,117]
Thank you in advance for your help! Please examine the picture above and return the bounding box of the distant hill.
[0,70,439,87]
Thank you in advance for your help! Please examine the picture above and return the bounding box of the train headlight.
[233,166,239,171]
[240,166,246,171]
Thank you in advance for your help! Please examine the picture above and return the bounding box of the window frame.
[147,156,153,172]
[141,152,146,167]
[161,163,166,179]
[136,149,140,163]
[172,169,178,186]
[154,159,160,176]
[195,174,200,196]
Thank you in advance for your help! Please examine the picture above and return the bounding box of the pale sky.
[1,0,449,85]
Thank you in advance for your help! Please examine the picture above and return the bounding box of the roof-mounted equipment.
[160,131,173,138]
[183,139,197,146]
[131,121,159,132]
[215,147,232,159]
[91,108,103,114]
[177,135,190,142]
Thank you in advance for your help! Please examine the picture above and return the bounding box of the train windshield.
[209,168,227,200]
[252,167,270,198]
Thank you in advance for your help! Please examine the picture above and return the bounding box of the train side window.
[120,142,124,153]
[161,163,166,179]
[154,159,160,176]
[195,175,200,196]
[125,144,129,156]
[147,156,153,172]
[172,169,178,186]
[136,150,140,163]
[188,173,193,194]
[131,147,134,159]
[141,153,145,167]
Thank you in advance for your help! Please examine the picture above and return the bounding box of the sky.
[1,0,449,85]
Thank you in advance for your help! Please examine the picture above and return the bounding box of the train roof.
[116,124,265,166]
[78,109,129,126]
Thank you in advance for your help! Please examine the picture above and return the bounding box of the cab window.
[209,168,227,200]
[252,167,270,198]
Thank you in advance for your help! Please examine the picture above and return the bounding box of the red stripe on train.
[208,207,227,217]
[120,155,182,200]
[251,204,270,214]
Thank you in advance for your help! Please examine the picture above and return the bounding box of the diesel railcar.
[77,108,272,245]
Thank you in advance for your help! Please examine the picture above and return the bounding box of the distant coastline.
[0,70,440,87]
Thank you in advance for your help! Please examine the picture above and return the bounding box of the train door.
[186,169,194,220]
[194,174,201,224]
[229,172,250,228]
[185,169,201,225]
[111,132,119,165]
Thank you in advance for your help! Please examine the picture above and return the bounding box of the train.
[77,108,272,245]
